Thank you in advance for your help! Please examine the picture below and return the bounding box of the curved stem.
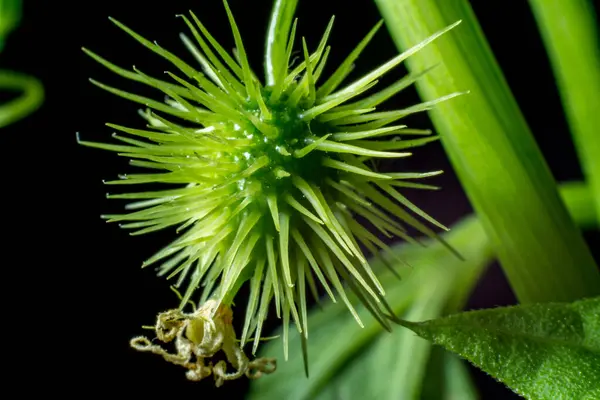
[0,70,44,128]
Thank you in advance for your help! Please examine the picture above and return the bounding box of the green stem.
[374,0,600,303]
[264,0,298,86]
[0,70,44,128]
[528,0,600,228]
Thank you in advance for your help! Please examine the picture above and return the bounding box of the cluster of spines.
[78,0,462,360]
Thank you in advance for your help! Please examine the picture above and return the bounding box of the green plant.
[0,0,44,127]
[78,0,600,397]
[79,0,462,386]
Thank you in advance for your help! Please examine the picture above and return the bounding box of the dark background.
[3,0,598,398]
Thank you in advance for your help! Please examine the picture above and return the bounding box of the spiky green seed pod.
[79,0,460,361]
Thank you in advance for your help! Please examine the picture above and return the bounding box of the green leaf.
[529,0,600,228]
[397,297,600,400]
[374,0,600,303]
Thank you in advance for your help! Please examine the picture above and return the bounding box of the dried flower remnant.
[79,0,461,382]
[131,300,276,385]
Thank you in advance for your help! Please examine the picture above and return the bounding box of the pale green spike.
[265,236,282,318]
[106,123,181,143]
[293,134,331,158]
[304,266,321,305]
[326,177,372,207]
[316,20,384,98]
[310,183,365,261]
[302,37,316,106]
[301,80,378,122]
[159,248,193,278]
[331,125,406,141]
[334,92,465,126]
[303,217,380,302]
[357,182,461,258]
[291,176,331,224]
[188,11,244,80]
[180,245,221,307]
[318,107,375,123]
[179,33,223,88]
[281,16,333,92]
[220,230,261,307]
[254,84,272,120]
[322,157,392,180]
[283,273,303,335]
[89,79,206,123]
[353,136,439,152]
[296,255,308,339]
[253,270,274,355]
[179,14,246,94]
[312,46,331,84]
[334,262,391,331]
[123,197,177,211]
[278,212,293,288]
[219,211,261,290]
[321,21,461,103]
[266,194,280,231]
[82,48,194,100]
[284,194,324,225]
[335,65,437,112]
[385,170,443,179]
[165,67,238,111]
[377,182,448,231]
[333,208,385,296]
[222,0,254,99]
[316,140,411,158]
[291,228,336,302]
[77,136,145,155]
[282,299,290,360]
[286,37,315,108]
[162,71,243,122]
[310,237,363,327]
[390,181,440,190]
[109,17,202,81]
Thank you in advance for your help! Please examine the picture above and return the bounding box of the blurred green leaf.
[529,0,600,228]
[399,297,600,400]
[0,0,21,52]
[374,0,600,303]
[421,347,478,400]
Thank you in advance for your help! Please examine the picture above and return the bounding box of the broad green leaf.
[398,297,600,400]
[529,0,600,228]
[375,0,600,303]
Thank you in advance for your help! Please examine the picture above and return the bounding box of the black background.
[3,0,599,398]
